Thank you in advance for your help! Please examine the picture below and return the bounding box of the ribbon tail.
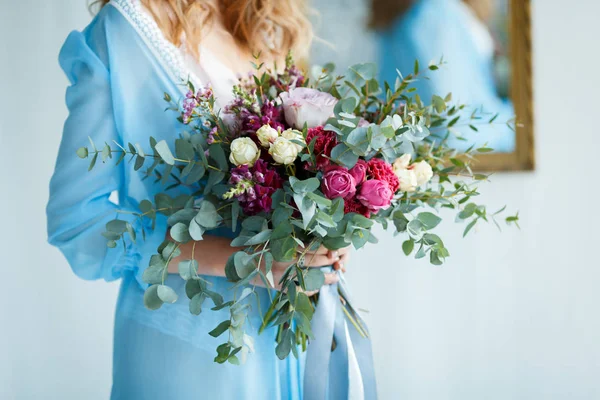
[304,271,378,400]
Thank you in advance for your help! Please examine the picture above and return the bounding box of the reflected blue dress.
[46,2,306,399]
[378,0,515,152]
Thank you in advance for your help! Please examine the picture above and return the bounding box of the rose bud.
[229,137,260,167]
[321,167,357,199]
[356,179,393,212]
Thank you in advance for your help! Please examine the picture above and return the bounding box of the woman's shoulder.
[59,3,132,71]
[61,1,189,83]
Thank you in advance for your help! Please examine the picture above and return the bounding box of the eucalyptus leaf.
[143,285,164,310]
[178,259,198,280]
[153,140,175,165]
[157,285,178,303]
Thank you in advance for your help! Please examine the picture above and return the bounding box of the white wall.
[1,1,599,399]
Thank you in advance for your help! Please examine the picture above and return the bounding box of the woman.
[370,0,516,152]
[46,1,356,398]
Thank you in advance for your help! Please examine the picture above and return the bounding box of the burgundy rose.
[321,166,357,199]
[349,160,368,184]
[356,179,393,212]
[306,126,338,169]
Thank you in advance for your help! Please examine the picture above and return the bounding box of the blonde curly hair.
[97,0,313,60]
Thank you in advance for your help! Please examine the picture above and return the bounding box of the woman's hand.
[254,245,352,295]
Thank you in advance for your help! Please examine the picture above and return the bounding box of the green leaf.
[244,230,272,246]
[178,259,198,280]
[209,320,231,338]
[393,211,409,232]
[415,245,427,259]
[234,251,256,279]
[143,285,164,310]
[295,292,315,320]
[155,140,175,165]
[157,285,178,303]
[225,253,240,282]
[289,177,320,193]
[423,233,443,246]
[330,143,359,168]
[195,201,219,228]
[463,219,477,237]
[88,153,98,171]
[417,212,442,230]
[204,290,224,307]
[76,147,88,159]
[189,219,205,241]
[407,219,424,239]
[303,269,325,292]
[170,222,191,243]
[106,219,128,234]
[242,216,267,232]
[214,343,231,364]
[185,164,206,184]
[402,239,414,256]
[459,203,477,219]
[209,143,228,170]
[142,264,166,285]
[275,329,294,360]
[430,250,443,266]
[189,293,206,315]
[346,127,370,155]
[271,237,297,262]
[175,138,195,160]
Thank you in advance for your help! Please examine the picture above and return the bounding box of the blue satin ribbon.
[303,269,378,400]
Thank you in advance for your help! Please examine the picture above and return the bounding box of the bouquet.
[80,54,518,364]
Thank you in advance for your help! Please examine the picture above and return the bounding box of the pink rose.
[349,160,368,184]
[321,166,357,199]
[279,88,338,129]
[357,179,393,212]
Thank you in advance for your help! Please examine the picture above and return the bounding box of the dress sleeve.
[379,0,515,152]
[47,19,167,286]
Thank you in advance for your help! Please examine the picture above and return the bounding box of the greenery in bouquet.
[79,53,518,364]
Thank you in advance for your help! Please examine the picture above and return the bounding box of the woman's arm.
[47,20,167,285]
[167,234,349,290]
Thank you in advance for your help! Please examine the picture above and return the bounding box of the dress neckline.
[109,0,238,97]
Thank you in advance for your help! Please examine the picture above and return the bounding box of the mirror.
[310,0,534,171]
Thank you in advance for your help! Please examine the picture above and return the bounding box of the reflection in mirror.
[310,0,534,171]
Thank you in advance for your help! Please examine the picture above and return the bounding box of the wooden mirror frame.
[475,0,535,171]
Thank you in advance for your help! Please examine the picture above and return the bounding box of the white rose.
[392,154,412,172]
[229,137,260,167]
[269,137,299,165]
[280,129,305,152]
[395,168,418,193]
[279,87,338,129]
[412,160,433,186]
[256,124,279,147]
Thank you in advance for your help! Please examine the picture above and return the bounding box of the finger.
[327,250,340,264]
[333,253,349,273]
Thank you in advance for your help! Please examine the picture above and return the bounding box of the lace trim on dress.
[109,0,202,91]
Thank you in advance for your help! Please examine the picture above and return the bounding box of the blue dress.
[46,1,378,399]
[46,2,306,399]
[377,0,516,152]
